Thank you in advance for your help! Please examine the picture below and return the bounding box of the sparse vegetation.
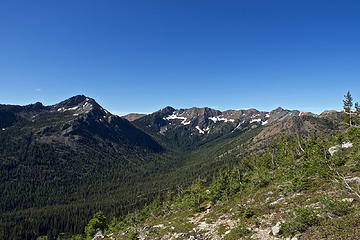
[224,224,251,239]
[76,125,360,239]
[280,208,320,236]
[2,93,360,239]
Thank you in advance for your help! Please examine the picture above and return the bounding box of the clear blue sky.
[1,0,360,115]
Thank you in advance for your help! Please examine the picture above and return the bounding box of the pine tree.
[84,211,108,239]
[229,167,242,195]
[189,178,205,212]
[343,91,353,126]
[355,102,360,125]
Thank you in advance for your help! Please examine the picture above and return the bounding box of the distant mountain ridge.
[131,106,325,134]
[132,104,344,150]
[0,95,345,153]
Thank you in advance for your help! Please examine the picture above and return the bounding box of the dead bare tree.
[324,147,360,200]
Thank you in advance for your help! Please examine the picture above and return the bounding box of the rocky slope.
[96,128,360,240]
[133,106,344,151]
[0,95,162,151]
[123,113,148,122]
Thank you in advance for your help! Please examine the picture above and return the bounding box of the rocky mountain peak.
[155,106,175,115]
[52,95,108,118]
[270,107,285,114]
[55,95,87,108]
[23,102,46,112]
[268,107,299,123]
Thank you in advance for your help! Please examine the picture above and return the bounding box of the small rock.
[291,233,301,240]
[92,231,104,240]
[225,230,231,235]
[342,198,354,203]
[121,227,132,235]
[171,226,175,230]
[198,222,208,230]
[153,224,164,228]
[342,141,353,148]
[247,198,255,203]
[272,222,281,236]
[345,177,360,185]
[329,141,353,156]
[270,197,285,206]
[294,233,302,239]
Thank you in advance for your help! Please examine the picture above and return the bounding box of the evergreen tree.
[229,167,242,195]
[343,91,353,126]
[84,211,108,239]
[188,178,205,212]
[355,102,360,125]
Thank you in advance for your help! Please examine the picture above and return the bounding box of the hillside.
[84,128,360,240]
[0,96,169,239]
[123,113,148,122]
[0,95,346,239]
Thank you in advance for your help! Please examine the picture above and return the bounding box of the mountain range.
[0,95,345,239]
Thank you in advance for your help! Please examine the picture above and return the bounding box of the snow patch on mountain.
[196,126,210,134]
[196,126,205,134]
[232,121,245,132]
[182,120,191,125]
[57,105,80,112]
[164,113,191,125]
[250,118,262,123]
[209,116,235,123]
[57,100,94,115]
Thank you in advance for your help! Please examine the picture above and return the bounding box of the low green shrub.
[323,199,352,216]
[224,224,251,239]
[237,205,255,219]
[127,231,138,240]
[281,208,320,236]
